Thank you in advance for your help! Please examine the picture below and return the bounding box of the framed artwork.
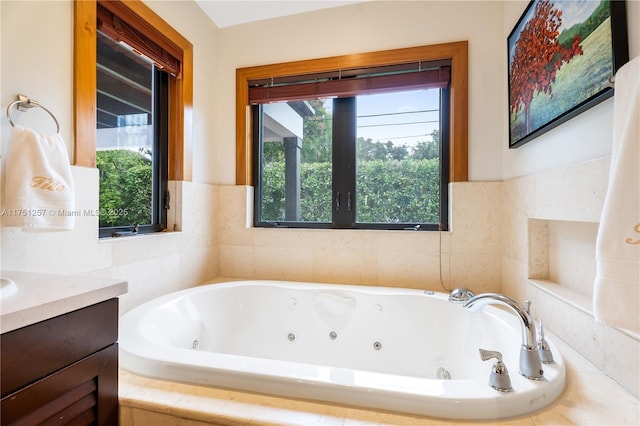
[508,0,629,148]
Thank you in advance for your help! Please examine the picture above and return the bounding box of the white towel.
[2,125,75,231]
[593,56,640,334]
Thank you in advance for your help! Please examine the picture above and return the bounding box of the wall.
[217,182,502,293]
[501,0,640,397]
[212,0,640,397]
[215,0,505,183]
[1,0,638,398]
[0,0,221,313]
[502,0,640,179]
[212,0,506,293]
[0,1,506,306]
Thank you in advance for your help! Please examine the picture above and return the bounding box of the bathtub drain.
[192,339,199,350]
[329,331,338,340]
[287,333,296,342]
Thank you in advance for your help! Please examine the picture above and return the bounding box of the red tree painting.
[509,0,583,134]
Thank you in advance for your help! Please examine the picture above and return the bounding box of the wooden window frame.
[236,41,468,185]
[74,0,193,181]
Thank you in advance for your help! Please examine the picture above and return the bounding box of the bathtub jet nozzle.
[463,293,544,380]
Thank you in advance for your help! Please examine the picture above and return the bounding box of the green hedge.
[97,149,152,227]
[261,158,440,223]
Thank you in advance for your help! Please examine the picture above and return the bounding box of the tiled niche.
[528,218,599,314]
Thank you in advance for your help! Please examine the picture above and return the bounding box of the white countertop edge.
[1,271,127,334]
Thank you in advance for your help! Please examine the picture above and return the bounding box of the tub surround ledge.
[119,331,638,425]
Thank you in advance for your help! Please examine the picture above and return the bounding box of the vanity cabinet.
[1,298,119,425]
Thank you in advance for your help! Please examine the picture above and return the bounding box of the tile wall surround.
[501,156,639,398]
[0,168,220,315]
[217,181,502,294]
[1,155,638,417]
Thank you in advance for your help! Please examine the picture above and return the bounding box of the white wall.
[214,0,506,183]
[1,1,73,156]
[500,0,640,396]
[0,0,220,184]
[144,0,220,184]
[0,0,221,313]
[502,0,640,179]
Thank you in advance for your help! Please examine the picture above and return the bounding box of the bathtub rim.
[118,279,567,420]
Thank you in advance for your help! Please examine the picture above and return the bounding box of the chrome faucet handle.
[479,349,513,392]
[537,319,555,364]
[479,348,503,362]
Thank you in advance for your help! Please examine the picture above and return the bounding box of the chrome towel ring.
[6,94,60,134]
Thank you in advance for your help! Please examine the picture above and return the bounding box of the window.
[73,0,193,236]
[251,63,450,230]
[236,42,468,231]
[96,30,169,236]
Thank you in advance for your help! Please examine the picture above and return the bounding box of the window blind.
[97,1,182,77]
[248,61,451,104]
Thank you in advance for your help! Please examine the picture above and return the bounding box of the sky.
[322,88,441,147]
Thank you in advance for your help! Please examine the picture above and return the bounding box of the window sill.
[98,229,181,244]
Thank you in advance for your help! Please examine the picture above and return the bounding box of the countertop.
[0,270,128,334]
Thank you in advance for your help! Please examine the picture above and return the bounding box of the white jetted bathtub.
[119,280,566,420]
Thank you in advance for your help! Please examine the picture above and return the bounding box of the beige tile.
[449,181,502,255]
[534,157,609,222]
[534,290,606,371]
[447,252,501,294]
[546,221,598,298]
[527,219,549,280]
[530,360,639,425]
[254,228,314,249]
[120,407,216,426]
[179,246,219,288]
[114,254,182,314]
[312,245,378,285]
[501,174,535,263]
[376,230,441,254]
[377,251,440,290]
[218,245,255,278]
[181,182,219,247]
[109,232,184,267]
[217,185,254,247]
[604,326,640,397]
[311,228,379,250]
[254,245,313,282]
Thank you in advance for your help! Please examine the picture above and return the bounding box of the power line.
[357,119,439,128]
[357,108,439,119]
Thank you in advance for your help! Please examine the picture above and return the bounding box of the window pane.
[96,34,155,228]
[355,89,441,224]
[259,99,333,223]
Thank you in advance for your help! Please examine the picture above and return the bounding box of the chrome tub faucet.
[462,293,544,380]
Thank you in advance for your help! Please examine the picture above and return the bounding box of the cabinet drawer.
[1,298,118,397]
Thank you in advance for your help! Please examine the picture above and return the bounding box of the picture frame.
[508,0,629,148]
